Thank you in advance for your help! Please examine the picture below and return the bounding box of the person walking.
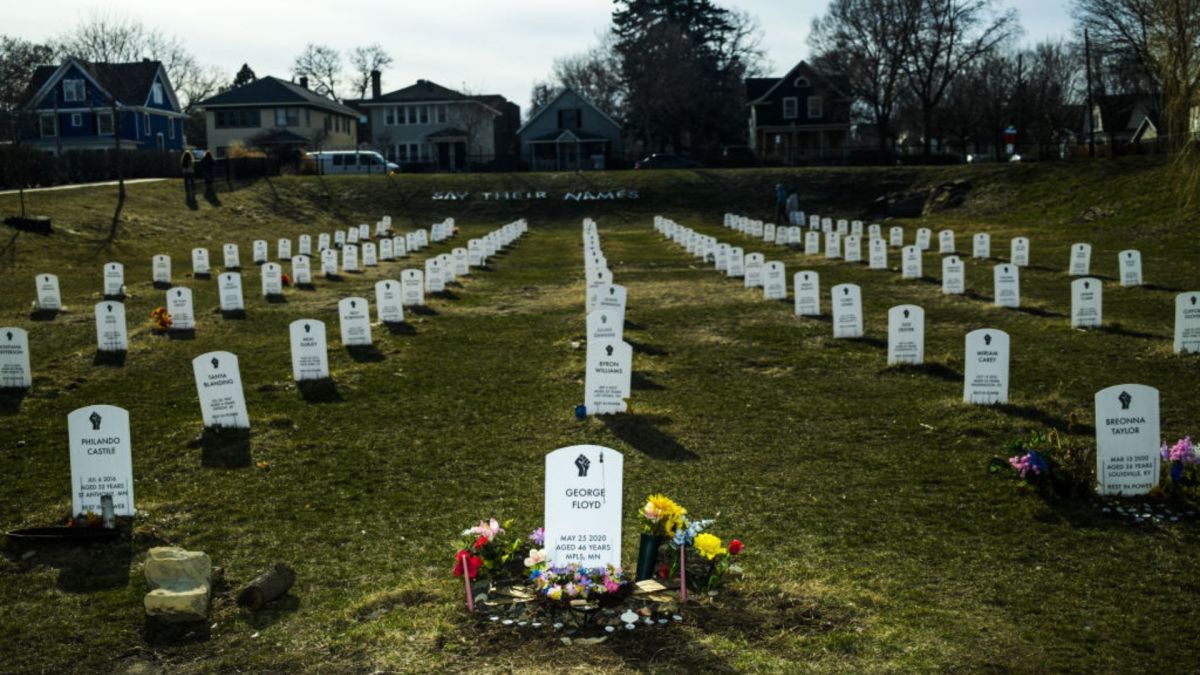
[180,147,196,204]
[774,183,788,224]
[199,150,215,198]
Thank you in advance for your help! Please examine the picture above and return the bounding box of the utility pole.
[1084,29,1097,158]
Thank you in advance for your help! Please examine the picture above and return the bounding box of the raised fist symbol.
[575,454,591,477]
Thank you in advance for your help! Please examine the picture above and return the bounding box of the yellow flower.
[694,533,726,560]
[643,494,686,535]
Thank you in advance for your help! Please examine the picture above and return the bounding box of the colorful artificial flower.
[642,494,687,537]
[473,535,489,551]
[694,532,727,560]
[453,550,483,579]
[524,548,547,568]
[1008,451,1047,479]
[1160,437,1198,464]
[728,539,744,556]
[529,527,545,546]
[464,518,504,542]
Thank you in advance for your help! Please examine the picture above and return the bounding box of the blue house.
[20,57,187,154]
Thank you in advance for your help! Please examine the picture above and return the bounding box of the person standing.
[199,150,215,197]
[180,147,196,203]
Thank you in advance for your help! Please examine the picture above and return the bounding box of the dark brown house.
[746,61,852,164]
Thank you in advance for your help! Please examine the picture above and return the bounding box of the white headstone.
[379,237,394,261]
[1118,250,1143,287]
[901,245,922,280]
[358,223,370,241]
[104,262,124,297]
[342,244,359,273]
[347,228,359,245]
[869,237,887,270]
[836,219,849,235]
[338,297,372,346]
[192,351,250,429]
[1175,292,1200,353]
[972,233,991,259]
[763,262,787,300]
[993,264,1020,308]
[763,223,775,242]
[743,253,764,288]
[831,283,863,338]
[598,284,627,318]
[887,305,924,365]
[453,247,469,276]
[94,301,128,351]
[793,271,820,316]
[68,405,134,516]
[963,329,1009,404]
[261,262,283,296]
[868,224,881,240]
[1069,243,1091,276]
[844,235,862,263]
[824,231,841,260]
[938,229,955,254]
[321,249,338,277]
[277,238,292,261]
[375,280,405,324]
[425,258,446,293]
[318,233,331,252]
[393,235,408,258]
[584,340,632,415]
[292,255,312,286]
[299,234,312,256]
[335,230,347,249]
[543,445,623,568]
[401,270,425,306]
[587,309,624,344]
[290,320,329,382]
[1095,384,1160,496]
[1071,278,1103,328]
[191,248,210,276]
[252,240,268,264]
[889,226,903,248]
[0,327,32,388]
[1010,237,1029,266]
[218,272,244,312]
[916,228,931,251]
[152,255,171,285]
[223,243,241,270]
[851,220,863,237]
[167,287,195,330]
[726,247,744,278]
[942,255,965,295]
[804,231,820,256]
[362,242,378,268]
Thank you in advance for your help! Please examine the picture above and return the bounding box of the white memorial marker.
[342,244,359,273]
[338,297,372,346]
[218,272,245,312]
[346,228,358,246]
[587,309,624,344]
[192,248,210,277]
[192,351,250,429]
[804,231,820,256]
[223,244,241,270]
[1095,384,1160,496]
[844,235,862,263]
[831,283,863,338]
[401,270,425,307]
[375,280,405,324]
[598,284,627,319]
[887,305,925,365]
[0,328,32,388]
[320,233,333,251]
[543,445,623,568]
[869,237,887,269]
[394,235,408,258]
[836,219,849,235]
[763,262,787,300]
[299,234,312,256]
[362,242,378,267]
[824,231,841,260]
[584,340,632,414]
[68,405,134,516]
[1010,237,1029,266]
[793,271,820,317]
[152,255,171,286]
[993,264,1020,308]
[1071,278,1103,328]
[1119,250,1143,287]
[963,329,1009,404]
[889,226,903,248]
[916,227,931,251]
[379,237,394,261]
[262,262,283,296]
[94,301,128,352]
[727,247,744,278]
[253,240,268,265]
[321,249,338,277]
[453,247,469,276]
[744,253,764,288]
[278,238,292,261]
[167,287,195,330]
[901,245,922,279]
[942,255,965,295]
[1069,243,1091,276]
[104,262,124,297]
[292,255,312,286]
[1175,292,1200,353]
[425,258,446,293]
[938,229,955,254]
[290,320,330,382]
[973,233,991,259]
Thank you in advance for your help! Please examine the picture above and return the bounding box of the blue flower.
[574,405,587,420]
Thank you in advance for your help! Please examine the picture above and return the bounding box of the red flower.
[453,549,483,579]
[728,539,744,556]
[656,564,670,580]
[473,535,489,551]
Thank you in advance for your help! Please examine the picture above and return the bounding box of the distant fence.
[0,148,280,190]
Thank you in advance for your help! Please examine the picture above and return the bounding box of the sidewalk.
[0,177,167,196]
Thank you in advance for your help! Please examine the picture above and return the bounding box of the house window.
[144,112,151,135]
[96,110,114,135]
[557,109,582,129]
[324,116,331,132]
[408,143,420,161]
[385,107,395,125]
[305,109,311,126]
[40,113,57,137]
[71,113,83,127]
[214,108,261,128]
[807,96,823,119]
[63,79,85,103]
[794,77,809,88]
[332,154,344,166]
[436,105,447,123]
[782,97,798,120]
[275,108,299,127]
[152,82,163,105]
[419,106,429,124]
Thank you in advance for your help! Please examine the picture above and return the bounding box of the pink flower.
[603,576,620,593]
[467,518,504,542]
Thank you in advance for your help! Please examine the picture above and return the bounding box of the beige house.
[197,76,359,157]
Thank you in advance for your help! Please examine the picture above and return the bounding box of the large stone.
[144,547,211,623]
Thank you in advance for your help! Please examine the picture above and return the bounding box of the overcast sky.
[6,0,1075,110]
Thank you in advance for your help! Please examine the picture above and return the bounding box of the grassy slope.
[0,159,1197,673]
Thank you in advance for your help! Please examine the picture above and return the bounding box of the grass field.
[0,159,1198,673]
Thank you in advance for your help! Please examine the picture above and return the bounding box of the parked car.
[306,151,398,175]
[634,154,700,170]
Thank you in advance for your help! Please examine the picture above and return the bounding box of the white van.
[307,151,399,175]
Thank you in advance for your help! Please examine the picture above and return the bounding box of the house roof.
[1094,94,1159,132]
[516,87,621,137]
[745,78,776,103]
[747,61,850,105]
[197,76,360,117]
[369,79,467,103]
[21,58,178,111]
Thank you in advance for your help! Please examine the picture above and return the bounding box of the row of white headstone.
[582,219,632,416]
[51,220,529,519]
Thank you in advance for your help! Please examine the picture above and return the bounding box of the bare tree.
[292,44,343,100]
[348,44,393,100]
[548,34,628,120]
[0,36,54,142]
[901,0,1018,156]
[810,0,917,157]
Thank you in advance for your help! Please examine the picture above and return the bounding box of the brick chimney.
[299,76,308,90]
[371,70,381,99]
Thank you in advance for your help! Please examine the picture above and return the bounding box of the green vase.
[635,533,662,581]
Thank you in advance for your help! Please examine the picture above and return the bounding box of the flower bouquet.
[1161,436,1199,488]
[991,430,1091,498]
[149,307,173,334]
[637,494,686,580]
[451,518,524,611]
[660,512,744,598]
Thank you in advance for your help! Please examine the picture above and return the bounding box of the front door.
[454,142,466,171]
[437,143,451,171]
